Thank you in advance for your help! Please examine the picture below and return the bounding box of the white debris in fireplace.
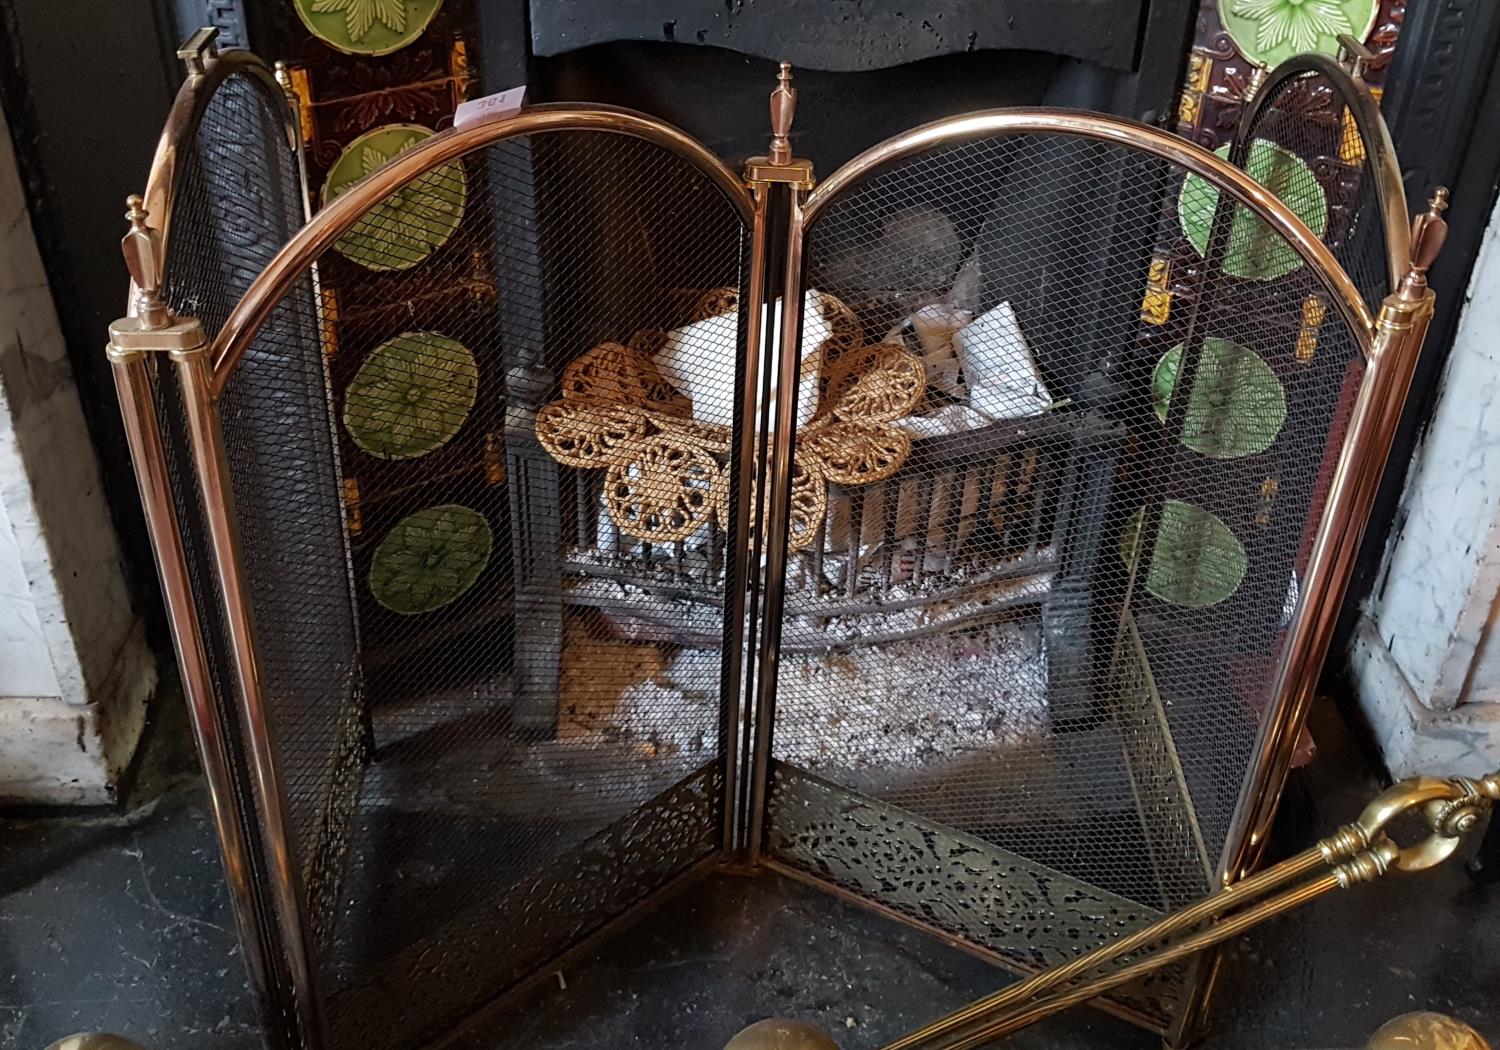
[770,618,1049,774]
[886,298,1054,436]
[557,610,1049,780]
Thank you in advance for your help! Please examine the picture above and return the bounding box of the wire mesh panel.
[148,61,313,1047]
[1231,56,1404,310]
[209,123,750,1050]
[761,124,1368,1030]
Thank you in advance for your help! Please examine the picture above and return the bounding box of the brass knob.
[725,1018,840,1050]
[1367,1012,1491,1050]
[44,1035,148,1050]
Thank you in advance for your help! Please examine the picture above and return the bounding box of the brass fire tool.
[726,765,1499,1049]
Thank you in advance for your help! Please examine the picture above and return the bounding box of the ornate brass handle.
[726,768,1498,1050]
[1356,771,1498,873]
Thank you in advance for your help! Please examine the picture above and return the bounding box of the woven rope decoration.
[815,290,862,365]
[783,459,829,554]
[534,402,649,469]
[534,289,922,549]
[690,286,741,322]
[723,456,829,555]
[802,420,913,487]
[605,433,727,544]
[827,342,925,424]
[562,341,692,419]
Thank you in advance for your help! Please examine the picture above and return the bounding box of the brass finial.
[44,1034,148,1050]
[1400,187,1450,298]
[273,61,297,115]
[769,62,796,166]
[1243,66,1268,106]
[124,195,148,231]
[743,61,813,186]
[273,61,309,149]
[120,195,168,330]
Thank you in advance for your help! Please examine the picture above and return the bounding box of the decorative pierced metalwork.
[326,765,723,1050]
[764,764,1186,1029]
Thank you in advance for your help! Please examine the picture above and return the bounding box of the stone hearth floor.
[0,694,1495,1050]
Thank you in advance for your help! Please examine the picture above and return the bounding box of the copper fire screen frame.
[109,37,1430,1050]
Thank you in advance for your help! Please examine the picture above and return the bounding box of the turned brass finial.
[120,195,168,330]
[1367,1012,1491,1050]
[273,60,298,114]
[124,194,148,230]
[1413,189,1450,268]
[1243,66,1268,105]
[745,61,813,186]
[769,62,796,166]
[1399,188,1450,298]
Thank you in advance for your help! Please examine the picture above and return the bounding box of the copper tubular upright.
[742,64,815,862]
[1221,191,1448,886]
[173,345,327,1049]
[745,201,806,861]
[109,35,314,1046]
[1176,191,1450,1046]
[722,182,770,852]
[109,351,276,1009]
[111,171,293,1039]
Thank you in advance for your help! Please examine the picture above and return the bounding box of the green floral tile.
[369,504,492,615]
[1179,141,1327,281]
[1122,501,1248,609]
[322,124,467,272]
[1221,0,1380,70]
[1153,338,1287,459]
[343,331,478,460]
[294,0,445,56]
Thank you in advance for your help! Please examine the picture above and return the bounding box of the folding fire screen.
[110,32,1435,1050]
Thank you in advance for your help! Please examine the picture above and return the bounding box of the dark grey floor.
[1,698,1496,1050]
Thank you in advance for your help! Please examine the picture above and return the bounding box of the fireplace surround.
[108,32,1432,1050]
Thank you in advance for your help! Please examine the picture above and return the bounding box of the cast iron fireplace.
[108,27,1426,1050]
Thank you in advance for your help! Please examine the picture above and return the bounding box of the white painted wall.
[1349,192,1500,777]
[0,98,156,804]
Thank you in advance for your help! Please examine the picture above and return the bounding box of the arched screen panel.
[1231,54,1408,309]
[190,112,755,1050]
[759,115,1371,1031]
[132,47,318,1049]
